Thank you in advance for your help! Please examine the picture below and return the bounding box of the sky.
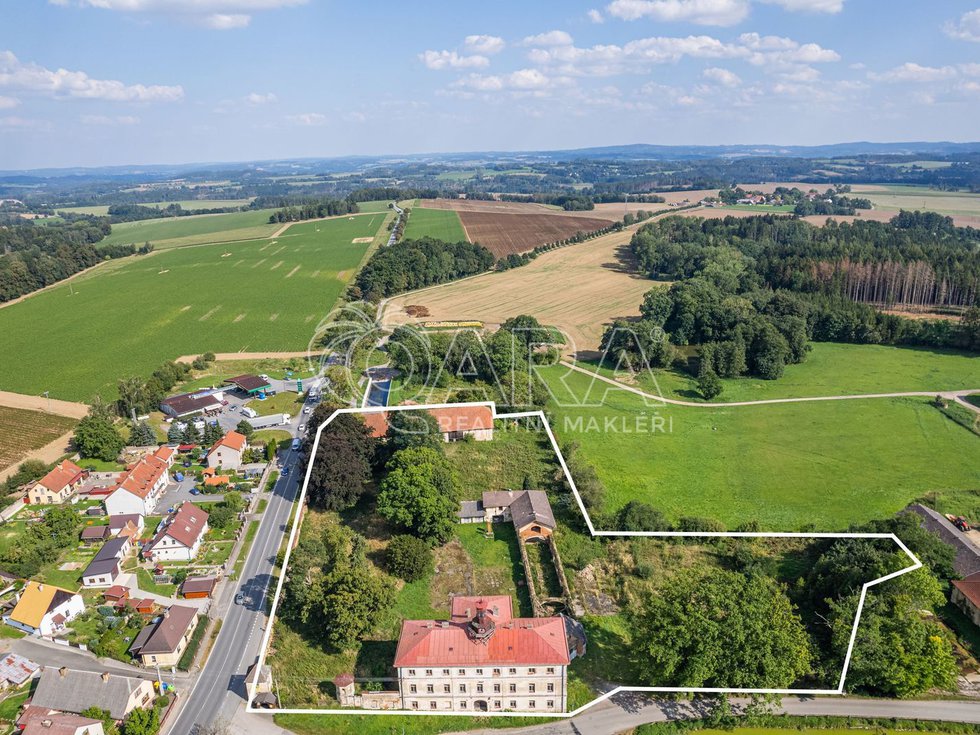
[1,0,979,169]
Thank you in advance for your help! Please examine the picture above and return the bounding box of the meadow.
[0,406,77,471]
[851,184,980,217]
[402,206,468,242]
[57,199,254,216]
[354,200,394,213]
[0,214,385,401]
[540,365,980,531]
[100,208,281,248]
[591,342,980,402]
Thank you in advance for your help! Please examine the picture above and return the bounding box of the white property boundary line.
[248,401,922,718]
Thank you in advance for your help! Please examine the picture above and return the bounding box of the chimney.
[58,667,68,678]
[101,672,110,682]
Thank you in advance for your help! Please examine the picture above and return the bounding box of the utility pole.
[41,391,50,412]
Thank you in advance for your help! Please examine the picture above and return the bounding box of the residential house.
[461,490,557,542]
[108,514,145,541]
[206,430,248,471]
[144,503,209,562]
[103,447,175,517]
[81,537,132,589]
[128,605,199,667]
[393,595,583,713]
[4,582,84,637]
[28,461,87,505]
[21,713,105,735]
[29,668,154,721]
[0,651,38,689]
[364,405,495,443]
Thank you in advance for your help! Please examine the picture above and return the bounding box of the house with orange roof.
[4,581,84,637]
[206,430,248,471]
[363,405,494,443]
[389,595,584,714]
[28,460,88,505]
[144,503,209,562]
[103,447,174,517]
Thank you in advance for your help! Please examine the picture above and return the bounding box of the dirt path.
[173,350,324,365]
[0,390,88,418]
[558,360,980,409]
[0,429,75,483]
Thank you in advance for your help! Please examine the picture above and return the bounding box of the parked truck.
[246,412,291,430]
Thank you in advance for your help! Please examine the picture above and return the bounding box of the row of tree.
[107,202,242,223]
[266,198,359,223]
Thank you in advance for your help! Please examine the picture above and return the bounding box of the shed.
[180,576,217,599]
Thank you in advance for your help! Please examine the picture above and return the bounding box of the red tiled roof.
[36,460,85,494]
[150,502,209,550]
[103,585,129,600]
[953,572,980,609]
[22,712,102,735]
[113,453,169,500]
[180,576,216,595]
[361,406,493,439]
[394,596,568,668]
[211,430,247,453]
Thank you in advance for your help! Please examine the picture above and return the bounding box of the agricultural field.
[458,211,614,257]
[402,206,468,242]
[0,214,386,401]
[57,199,254,216]
[590,342,980,403]
[0,406,77,472]
[354,199,394,213]
[100,208,281,249]
[540,365,980,531]
[851,184,980,218]
[383,224,656,356]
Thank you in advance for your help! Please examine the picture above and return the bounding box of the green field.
[540,365,980,531]
[354,199,394,213]
[57,199,254,216]
[403,207,468,242]
[856,185,980,217]
[592,342,980,403]
[0,214,385,401]
[101,209,281,248]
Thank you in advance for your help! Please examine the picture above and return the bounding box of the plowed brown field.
[457,211,614,257]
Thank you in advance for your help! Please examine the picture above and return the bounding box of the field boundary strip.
[247,400,922,719]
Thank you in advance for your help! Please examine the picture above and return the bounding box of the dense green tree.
[617,501,672,531]
[74,412,124,461]
[386,534,434,581]
[697,364,723,400]
[202,421,223,445]
[122,704,159,735]
[234,420,254,438]
[377,446,461,544]
[630,568,812,688]
[305,414,375,511]
[128,421,156,447]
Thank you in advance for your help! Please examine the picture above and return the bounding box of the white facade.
[146,533,204,562]
[396,665,567,713]
[5,593,84,638]
[206,443,244,471]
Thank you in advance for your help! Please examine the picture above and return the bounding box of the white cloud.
[245,92,277,105]
[588,8,605,22]
[870,62,958,83]
[702,66,741,86]
[49,0,307,29]
[463,35,505,55]
[0,95,19,109]
[0,50,183,102]
[80,114,140,125]
[523,30,575,46]
[419,50,490,70]
[606,0,750,26]
[452,68,562,93]
[759,0,844,12]
[286,112,325,125]
[944,9,980,42]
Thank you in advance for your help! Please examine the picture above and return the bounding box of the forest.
[0,219,145,303]
[352,236,496,300]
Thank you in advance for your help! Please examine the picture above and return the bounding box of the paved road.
[559,360,980,409]
[165,448,301,735]
[453,695,980,735]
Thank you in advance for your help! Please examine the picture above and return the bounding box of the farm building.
[392,595,583,713]
[30,667,154,721]
[363,405,495,443]
[80,537,132,589]
[180,576,217,599]
[28,460,88,505]
[144,503,209,562]
[906,504,980,577]
[128,605,199,667]
[20,712,105,735]
[160,389,225,419]
[223,374,272,395]
[5,582,84,637]
[103,447,175,516]
[952,573,980,627]
[206,430,248,471]
[459,490,556,541]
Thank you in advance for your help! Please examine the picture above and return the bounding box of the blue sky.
[2,0,979,169]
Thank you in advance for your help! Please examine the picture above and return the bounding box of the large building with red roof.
[103,446,175,517]
[392,595,584,713]
[28,460,88,505]
[363,405,494,443]
[144,502,209,562]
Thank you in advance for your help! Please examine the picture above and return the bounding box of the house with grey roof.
[129,605,200,667]
[462,490,558,541]
[30,668,154,721]
[81,537,132,589]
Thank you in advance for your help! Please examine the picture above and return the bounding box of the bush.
[386,534,433,581]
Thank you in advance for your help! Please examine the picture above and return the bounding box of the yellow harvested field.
[382,225,660,358]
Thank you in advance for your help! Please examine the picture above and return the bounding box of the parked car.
[190,488,201,496]
[235,592,246,605]
[303,407,310,414]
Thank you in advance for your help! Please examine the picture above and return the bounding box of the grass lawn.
[248,392,304,416]
[252,430,292,447]
[177,614,208,670]
[137,568,176,597]
[540,365,980,531]
[403,207,468,242]
[579,342,980,403]
[275,713,551,735]
[0,214,386,401]
[100,209,280,248]
[0,690,29,725]
[355,200,394,213]
[0,406,76,472]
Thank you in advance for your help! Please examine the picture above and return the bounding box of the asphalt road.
[165,449,300,735]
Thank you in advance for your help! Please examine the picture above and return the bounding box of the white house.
[206,430,248,471]
[28,460,87,505]
[104,447,175,517]
[144,503,209,562]
[4,582,84,637]
[80,537,132,589]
